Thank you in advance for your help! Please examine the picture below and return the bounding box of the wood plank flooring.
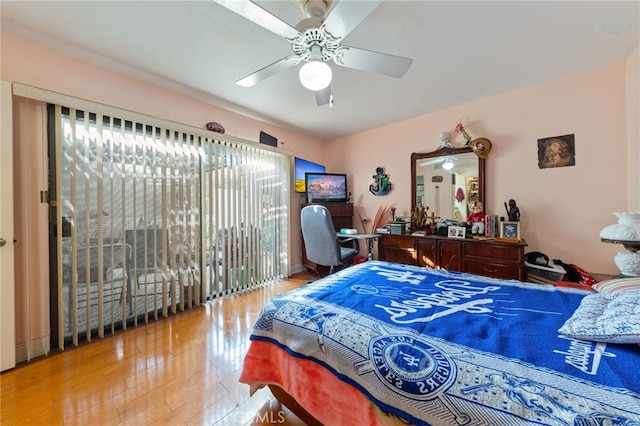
[1,272,316,425]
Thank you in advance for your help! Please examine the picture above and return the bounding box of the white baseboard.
[16,335,50,363]
[290,262,305,276]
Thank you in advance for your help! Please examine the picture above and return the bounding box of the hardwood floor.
[1,272,316,425]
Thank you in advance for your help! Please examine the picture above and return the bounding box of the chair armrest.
[337,236,358,250]
[337,236,355,243]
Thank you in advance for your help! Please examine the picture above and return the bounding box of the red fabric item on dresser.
[570,263,596,286]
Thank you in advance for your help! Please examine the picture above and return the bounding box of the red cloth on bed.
[240,340,403,425]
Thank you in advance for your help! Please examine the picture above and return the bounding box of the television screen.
[294,157,325,193]
[305,172,348,203]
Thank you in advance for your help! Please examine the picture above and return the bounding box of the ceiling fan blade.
[315,84,332,106]
[322,0,383,39]
[334,46,412,78]
[213,0,300,40]
[236,55,301,87]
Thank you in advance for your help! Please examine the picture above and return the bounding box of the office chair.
[301,205,358,275]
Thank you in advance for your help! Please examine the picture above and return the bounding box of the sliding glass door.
[51,104,289,349]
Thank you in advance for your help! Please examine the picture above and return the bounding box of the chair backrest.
[301,205,344,267]
[74,243,132,283]
[125,229,167,270]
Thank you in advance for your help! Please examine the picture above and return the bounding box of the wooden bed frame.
[268,385,323,426]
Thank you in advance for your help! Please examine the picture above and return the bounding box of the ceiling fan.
[214,0,413,106]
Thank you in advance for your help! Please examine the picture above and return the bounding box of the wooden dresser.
[301,203,354,276]
[379,234,528,280]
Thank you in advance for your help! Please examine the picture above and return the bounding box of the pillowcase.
[558,290,640,344]
[592,277,640,293]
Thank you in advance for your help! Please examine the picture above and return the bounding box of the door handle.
[0,238,6,247]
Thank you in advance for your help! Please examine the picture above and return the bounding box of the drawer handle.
[483,267,498,273]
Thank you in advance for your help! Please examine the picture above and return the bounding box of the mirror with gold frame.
[411,146,485,224]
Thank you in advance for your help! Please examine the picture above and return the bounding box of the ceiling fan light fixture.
[442,160,454,170]
[299,60,332,91]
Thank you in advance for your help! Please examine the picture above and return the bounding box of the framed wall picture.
[448,225,466,239]
[537,134,575,169]
[499,221,521,240]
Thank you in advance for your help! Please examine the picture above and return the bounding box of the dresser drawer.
[464,258,523,280]
[381,249,416,265]
[464,242,523,262]
[380,235,414,249]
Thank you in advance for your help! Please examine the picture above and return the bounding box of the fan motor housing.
[300,0,331,18]
[291,26,340,62]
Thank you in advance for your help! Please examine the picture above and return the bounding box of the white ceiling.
[2,1,639,141]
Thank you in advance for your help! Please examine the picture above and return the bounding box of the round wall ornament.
[206,122,225,134]
[469,138,492,159]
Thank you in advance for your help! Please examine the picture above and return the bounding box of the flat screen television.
[294,157,325,193]
[305,172,348,203]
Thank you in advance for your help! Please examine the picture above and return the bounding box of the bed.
[239,261,640,425]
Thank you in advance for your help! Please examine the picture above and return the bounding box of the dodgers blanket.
[249,261,640,425]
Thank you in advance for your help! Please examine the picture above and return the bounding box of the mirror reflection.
[411,147,485,223]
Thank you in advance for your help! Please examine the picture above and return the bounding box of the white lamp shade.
[442,161,454,170]
[600,212,640,276]
[299,61,332,91]
[600,212,640,242]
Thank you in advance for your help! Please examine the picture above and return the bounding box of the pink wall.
[329,57,639,274]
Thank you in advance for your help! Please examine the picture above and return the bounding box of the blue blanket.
[251,261,640,425]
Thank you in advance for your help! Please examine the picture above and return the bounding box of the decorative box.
[389,222,406,235]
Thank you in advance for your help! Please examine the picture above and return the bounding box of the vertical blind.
[48,101,289,349]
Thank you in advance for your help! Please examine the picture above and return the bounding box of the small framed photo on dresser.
[499,221,521,241]
[448,225,466,239]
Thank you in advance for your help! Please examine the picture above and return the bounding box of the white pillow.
[558,290,640,344]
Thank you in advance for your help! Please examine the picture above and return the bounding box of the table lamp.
[599,212,640,276]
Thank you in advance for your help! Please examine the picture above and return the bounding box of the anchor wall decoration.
[370,167,392,196]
